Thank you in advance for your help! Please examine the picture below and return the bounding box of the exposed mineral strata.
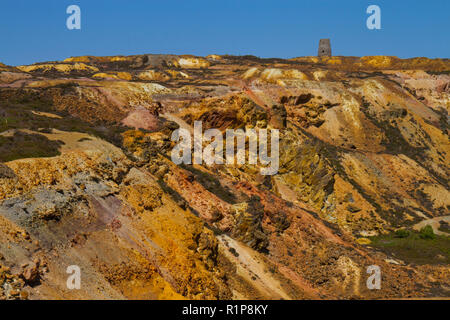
[0,54,448,299]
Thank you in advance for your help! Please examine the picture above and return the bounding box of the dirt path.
[161,113,193,134]
[217,235,292,300]
[413,215,450,236]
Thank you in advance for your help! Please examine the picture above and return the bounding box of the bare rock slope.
[0,54,449,299]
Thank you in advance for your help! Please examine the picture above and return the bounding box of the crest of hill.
[291,56,450,72]
[0,62,20,72]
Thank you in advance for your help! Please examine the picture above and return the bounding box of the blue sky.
[1,0,449,66]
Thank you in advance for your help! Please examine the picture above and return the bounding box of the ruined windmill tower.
[318,39,332,57]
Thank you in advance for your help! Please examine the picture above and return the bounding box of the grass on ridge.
[368,227,450,265]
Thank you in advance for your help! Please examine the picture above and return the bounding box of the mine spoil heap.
[0,53,449,300]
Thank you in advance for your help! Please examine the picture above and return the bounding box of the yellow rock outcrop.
[17,63,99,73]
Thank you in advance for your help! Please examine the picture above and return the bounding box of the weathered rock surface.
[0,54,448,299]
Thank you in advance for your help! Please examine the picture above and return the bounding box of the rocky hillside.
[0,54,448,299]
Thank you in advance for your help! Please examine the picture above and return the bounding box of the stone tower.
[318,39,332,57]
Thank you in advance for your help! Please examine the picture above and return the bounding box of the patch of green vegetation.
[395,229,410,238]
[369,228,450,265]
[419,225,436,240]
[0,131,63,162]
[0,102,126,148]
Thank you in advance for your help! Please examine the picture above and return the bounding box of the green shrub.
[419,225,435,240]
[395,229,410,238]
